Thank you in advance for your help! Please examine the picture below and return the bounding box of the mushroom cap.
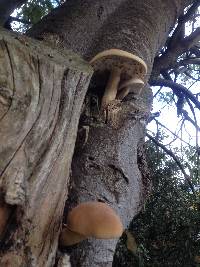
[66,201,123,239]
[90,49,147,81]
[119,77,144,90]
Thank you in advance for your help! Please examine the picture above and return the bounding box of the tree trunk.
[27,1,189,266]
[0,0,194,266]
[66,88,152,267]
[0,27,92,266]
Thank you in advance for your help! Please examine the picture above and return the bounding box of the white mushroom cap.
[90,49,147,108]
[60,201,123,246]
[117,77,145,99]
[90,49,147,81]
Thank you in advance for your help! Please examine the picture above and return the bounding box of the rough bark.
[66,88,152,267]
[28,0,191,62]
[34,1,191,266]
[28,0,126,58]
[0,28,92,266]
[0,0,195,266]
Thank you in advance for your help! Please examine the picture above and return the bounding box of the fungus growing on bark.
[90,49,147,109]
[60,201,123,246]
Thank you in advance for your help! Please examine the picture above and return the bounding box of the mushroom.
[117,76,145,100]
[90,49,147,109]
[60,201,123,246]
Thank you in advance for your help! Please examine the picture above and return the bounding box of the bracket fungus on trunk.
[59,201,123,246]
[90,49,147,110]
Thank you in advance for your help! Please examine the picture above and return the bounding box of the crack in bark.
[4,41,15,97]
[0,109,41,178]
[108,164,129,184]
[0,41,15,122]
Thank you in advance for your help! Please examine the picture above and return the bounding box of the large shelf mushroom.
[90,49,147,110]
[60,201,123,246]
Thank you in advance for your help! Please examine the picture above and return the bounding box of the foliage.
[113,139,200,267]
[11,0,62,32]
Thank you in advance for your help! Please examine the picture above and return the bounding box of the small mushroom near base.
[59,201,123,246]
[117,77,145,100]
[90,49,147,110]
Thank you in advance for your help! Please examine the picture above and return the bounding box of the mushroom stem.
[101,67,121,110]
[60,225,86,246]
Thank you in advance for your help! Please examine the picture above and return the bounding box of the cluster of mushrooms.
[89,49,147,110]
[60,49,147,246]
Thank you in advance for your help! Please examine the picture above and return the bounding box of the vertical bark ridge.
[0,29,92,266]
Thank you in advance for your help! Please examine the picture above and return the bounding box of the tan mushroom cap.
[90,49,147,81]
[62,201,123,244]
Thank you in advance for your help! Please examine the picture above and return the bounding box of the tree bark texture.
[28,0,192,64]
[0,0,194,266]
[66,89,152,267]
[0,28,92,266]
[28,0,194,266]
[26,1,192,266]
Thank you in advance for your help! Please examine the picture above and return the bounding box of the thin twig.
[181,109,200,131]
[146,132,196,195]
[153,118,192,146]
[150,78,200,110]
[185,98,199,180]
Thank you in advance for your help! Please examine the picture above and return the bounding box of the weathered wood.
[0,28,92,266]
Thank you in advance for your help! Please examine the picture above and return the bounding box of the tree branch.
[181,0,200,22]
[151,1,200,79]
[181,109,200,131]
[189,46,200,57]
[9,16,31,25]
[153,118,192,146]
[179,57,200,66]
[150,78,200,110]
[146,132,196,194]
[168,1,200,50]
[0,0,27,26]
[184,27,200,48]
[184,70,200,81]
